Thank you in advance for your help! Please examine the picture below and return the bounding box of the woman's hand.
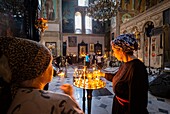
[99,71,105,77]
[60,83,74,96]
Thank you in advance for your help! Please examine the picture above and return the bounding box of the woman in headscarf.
[0,37,84,114]
[101,34,149,114]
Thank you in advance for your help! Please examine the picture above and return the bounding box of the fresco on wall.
[44,0,56,21]
[68,36,77,47]
[92,21,104,34]
[62,0,75,33]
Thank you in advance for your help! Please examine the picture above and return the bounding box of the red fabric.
[116,96,129,106]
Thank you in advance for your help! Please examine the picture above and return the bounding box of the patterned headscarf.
[0,36,52,85]
[111,34,138,52]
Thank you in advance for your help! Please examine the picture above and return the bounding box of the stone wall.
[118,0,170,68]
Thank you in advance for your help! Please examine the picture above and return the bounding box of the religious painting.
[80,46,86,57]
[94,42,102,55]
[68,36,77,47]
[62,0,75,33]
[45,42,56,55]
[78,40,88,62]
[44,0,56,21]
[89,43,94,52]
[92,21,104,34]
[95,45,102,55]
[122,13,132,23]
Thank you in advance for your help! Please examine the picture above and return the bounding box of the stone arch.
[143,21,154,37]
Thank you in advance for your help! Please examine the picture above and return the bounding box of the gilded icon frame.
[89,43,94,52]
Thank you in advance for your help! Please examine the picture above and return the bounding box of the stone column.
[140,32,145,62]
[116,11,120,36]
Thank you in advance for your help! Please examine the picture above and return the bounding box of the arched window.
[78,0,88,6]
[85,14,92,34]
[75,12,82,34]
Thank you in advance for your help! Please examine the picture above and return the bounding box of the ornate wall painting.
[68,36,77,47]
[92,21,104,34]
[62,0,75,33]
[122,13,132,23]
[89,43,94,52]
[80,46,86,56]
[44,0,56,21]
[94,42,102,55]
[78,40,88,62]
[45,42,56,55]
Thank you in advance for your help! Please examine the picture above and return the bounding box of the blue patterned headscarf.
[111,34,138,52]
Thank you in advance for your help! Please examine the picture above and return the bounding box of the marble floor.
[49,65,170,114]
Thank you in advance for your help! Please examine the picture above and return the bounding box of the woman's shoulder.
[127,59,144,65]
[37,90,84,113]
[23,89,74,101]
[11,88,76,106]
[47,90,73,100]
[15,88,71,101]
[127,59,147,73]
[8,89,84,114]
[133,59,146,66]
[124,59,146,70]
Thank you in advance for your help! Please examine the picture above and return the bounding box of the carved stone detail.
[119,0,170,32]
[118,0,170,68]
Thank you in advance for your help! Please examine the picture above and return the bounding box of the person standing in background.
[85,54,90,68]
[96,55,103,70]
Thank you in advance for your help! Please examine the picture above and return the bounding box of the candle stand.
[73,64,106,114]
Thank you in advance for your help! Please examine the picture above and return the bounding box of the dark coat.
[105,59,149,114]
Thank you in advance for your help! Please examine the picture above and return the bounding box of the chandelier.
[87,0,119,22]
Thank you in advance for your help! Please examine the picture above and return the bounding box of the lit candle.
[58,72,65,77]
[87,73,92,79]
[84,58,86,66]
